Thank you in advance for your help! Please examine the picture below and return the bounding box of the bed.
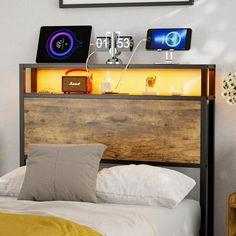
[0,147,200,236]
[16,63,215,236]
[0,196,200,236]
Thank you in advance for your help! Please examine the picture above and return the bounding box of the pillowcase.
[96,164,196,208]
[0,166,26,197]
[18,144,106,202]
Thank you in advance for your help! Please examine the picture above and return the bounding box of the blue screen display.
[149,29,190,50]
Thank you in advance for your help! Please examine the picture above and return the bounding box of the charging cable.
[115,38,147,90]
[85,38,146,91]
[64,46,96,80]
[85,50,96,72]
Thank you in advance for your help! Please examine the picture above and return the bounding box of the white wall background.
[0,0,236,235]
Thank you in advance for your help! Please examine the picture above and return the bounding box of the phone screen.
[146,28,192,51]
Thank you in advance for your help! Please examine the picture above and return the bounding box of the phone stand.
[165,49,174,64]
[154,49,175,64]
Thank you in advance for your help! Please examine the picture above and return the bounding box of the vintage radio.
[62,68,92,94]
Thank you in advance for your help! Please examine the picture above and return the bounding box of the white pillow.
[96,164,196,208]
[0,166,26,197]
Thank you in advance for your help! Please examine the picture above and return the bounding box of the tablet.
[36,26,92,63]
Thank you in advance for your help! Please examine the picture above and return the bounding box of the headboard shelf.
[20,63,216,70]
[21,63,215,97]
[24,93,212,101]
[20,63,215,236]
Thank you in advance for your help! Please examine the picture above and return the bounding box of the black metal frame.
[199,68,215,236]
[19,64,25,167]
[59,0,194,8]
[19,63,215,236]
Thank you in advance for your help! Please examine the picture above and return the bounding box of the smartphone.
[146,28,192,51]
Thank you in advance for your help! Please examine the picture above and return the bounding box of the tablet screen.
[36,26,92,63]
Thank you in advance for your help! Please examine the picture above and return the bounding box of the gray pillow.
[18,144,106,202]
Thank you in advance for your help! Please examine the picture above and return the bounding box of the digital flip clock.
[95,32,134,64]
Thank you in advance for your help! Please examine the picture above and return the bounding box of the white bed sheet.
[0,197,200,236]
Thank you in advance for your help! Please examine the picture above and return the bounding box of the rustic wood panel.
[24,98,201,164]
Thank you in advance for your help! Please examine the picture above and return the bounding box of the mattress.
[0,197,200,236]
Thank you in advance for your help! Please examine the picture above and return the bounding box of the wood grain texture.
[228,192,236,236]
[24,98,201,164]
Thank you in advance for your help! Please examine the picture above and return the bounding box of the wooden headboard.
[20,63,216,236]
[24,97,200,165]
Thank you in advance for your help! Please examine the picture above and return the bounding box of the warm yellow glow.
[37,69,69,93]
[34,68,202,96]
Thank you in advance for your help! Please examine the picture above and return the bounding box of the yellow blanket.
[0,212,103,236]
